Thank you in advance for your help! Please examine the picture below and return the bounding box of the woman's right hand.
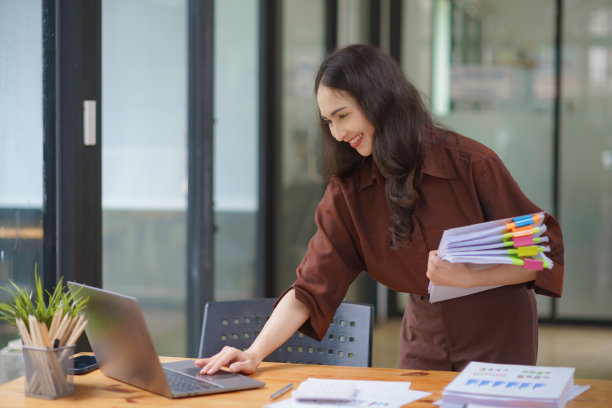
[195,289,309,375]
[195,346,261,375]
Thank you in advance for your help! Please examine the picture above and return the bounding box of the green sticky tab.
[509,255,523,266]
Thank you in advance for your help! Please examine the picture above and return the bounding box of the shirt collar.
[357,129,457,191]
[420,130,458,180]
[358,158,383,191]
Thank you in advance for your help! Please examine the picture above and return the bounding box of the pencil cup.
[22,345,75,399]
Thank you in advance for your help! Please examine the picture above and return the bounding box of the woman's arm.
[195,288,309,374]
[426,250,537,288]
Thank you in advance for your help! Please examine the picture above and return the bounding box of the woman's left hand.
[426,250,474,288]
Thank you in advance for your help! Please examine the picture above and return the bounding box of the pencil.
[270,382,294,399]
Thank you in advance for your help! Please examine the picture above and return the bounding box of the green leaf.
[0,264,88,329]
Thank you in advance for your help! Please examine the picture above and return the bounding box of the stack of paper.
[265,378,431,408]
[428,212,554,302]
[437,361,590,408]
[436,212,553,269]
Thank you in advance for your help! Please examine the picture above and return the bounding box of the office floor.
[372,318,612,380]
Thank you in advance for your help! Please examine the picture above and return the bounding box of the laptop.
[67,282,265,398]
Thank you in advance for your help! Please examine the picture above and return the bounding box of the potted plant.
[0,270,88,399]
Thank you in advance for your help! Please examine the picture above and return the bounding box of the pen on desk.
[270,382,294,399]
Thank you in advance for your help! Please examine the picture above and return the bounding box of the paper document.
[436,361,590,407]
[429,212,553,303]
[265,378,431,408]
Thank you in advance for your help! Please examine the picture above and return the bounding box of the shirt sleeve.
[473,153,564,297]
[275,177,365,340]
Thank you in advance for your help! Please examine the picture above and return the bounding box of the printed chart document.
[428,212,554,303]
[436,361,590,408]
[265,378,431,408]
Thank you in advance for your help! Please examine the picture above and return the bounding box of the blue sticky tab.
[513,215,534,227]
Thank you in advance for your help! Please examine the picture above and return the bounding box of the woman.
[196,44,564,374]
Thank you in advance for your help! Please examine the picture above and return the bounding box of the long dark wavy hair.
[314,44,433,247]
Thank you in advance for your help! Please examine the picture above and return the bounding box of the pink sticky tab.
[523,258,543,271]
[513,235,534,247]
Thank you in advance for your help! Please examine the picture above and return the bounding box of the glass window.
[557,0,612,319]
[338,0,370,47]
[213,0,259,300]
[0,0,43,349]
[392,0,436,312]
[401,0,433,96]
[276,0,326,293]
[102,0,188,356]
[431,0,556,316]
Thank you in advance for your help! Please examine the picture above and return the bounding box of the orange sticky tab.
[514,228,535,238]
[512,225,533,233]
[506,222,516,231]
[517,246,539,257]
[533,213,542,224]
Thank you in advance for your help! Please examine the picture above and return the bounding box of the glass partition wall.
[213,0,259,301]
[102,0,188,356]
[0,0,43,350]
[558,0,612,320]
[409,0,612,322]
[102,0,261,357]
[338,0,370,47]
[421,0,557,317]
[275,0,327,293]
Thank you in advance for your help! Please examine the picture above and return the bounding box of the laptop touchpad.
[163,361,236,382]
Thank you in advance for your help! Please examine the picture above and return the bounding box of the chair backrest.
[198,298,374,367]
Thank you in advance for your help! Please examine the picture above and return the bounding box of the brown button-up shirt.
[280,128,564,370]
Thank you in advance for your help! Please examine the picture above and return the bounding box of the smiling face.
[316,84,375,157]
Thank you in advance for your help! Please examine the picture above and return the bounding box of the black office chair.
[198,298,374,367]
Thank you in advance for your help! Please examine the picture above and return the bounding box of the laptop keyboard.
[163,368,220,393]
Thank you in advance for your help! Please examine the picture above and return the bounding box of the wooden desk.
[0,358,610,407]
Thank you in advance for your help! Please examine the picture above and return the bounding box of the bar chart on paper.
[439,361,590,407]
